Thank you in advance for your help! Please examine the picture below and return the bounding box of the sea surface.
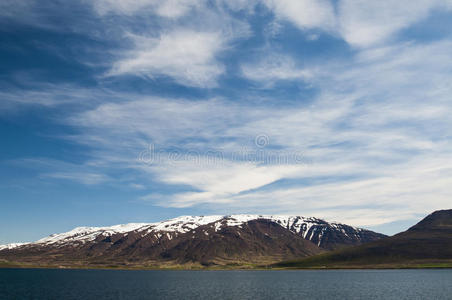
[1,268,451,299]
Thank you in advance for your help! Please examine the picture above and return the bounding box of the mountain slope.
[0,215,385,268]
[275,209,452,268]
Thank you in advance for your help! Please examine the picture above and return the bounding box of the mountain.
[275,209,452,269]
[0,215,385,268]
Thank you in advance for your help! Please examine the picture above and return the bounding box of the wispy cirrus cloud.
[96,1,252,88]
[263,0,336,32]
[91,0,203,18]
[0,82,124,111]
[337,0,452,47]
[10,158,112,185]
[1,0,251,88]
[107,30,227,88]
[241,54,312,86]
[42,172,110,185]
[142,158,306,208]
[261,0,452,48]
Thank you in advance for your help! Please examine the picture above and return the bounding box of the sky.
[1,0,452,244]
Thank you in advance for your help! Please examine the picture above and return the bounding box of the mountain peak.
[409,209,452,231]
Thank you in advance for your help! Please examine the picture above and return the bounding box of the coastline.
[2,261,452,271]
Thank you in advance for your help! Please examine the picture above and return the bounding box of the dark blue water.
[0,268,451,299]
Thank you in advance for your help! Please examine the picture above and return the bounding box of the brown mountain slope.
[275,209,452,268]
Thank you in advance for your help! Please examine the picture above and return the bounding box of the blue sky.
[2,0,452,243]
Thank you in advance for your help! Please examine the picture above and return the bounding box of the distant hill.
[274,209,452,269]
[0,215,384,268]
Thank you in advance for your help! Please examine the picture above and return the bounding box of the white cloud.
[147,158,305,207]
[12,158,112,185]
[338,0,452,47]
[108,30,226,87]
[43,172,110,185]
[259,0,452,48]
[221,0,260,12]
[70,97,242,148]
[264,0,336,32]
[91,0,203,18]
[241,54,312,85]
[0,0,34,19]
[0,83,114,110]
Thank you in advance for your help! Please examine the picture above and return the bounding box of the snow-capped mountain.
[2,215,378,249]
[0,243,28,251]
[0,215,386,267]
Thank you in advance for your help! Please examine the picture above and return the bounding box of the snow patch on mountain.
[148,215,224,233]
[35,223,151,245]
[220,215,334,238]
[0,243,29,251]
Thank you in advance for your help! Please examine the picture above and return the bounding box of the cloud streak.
[108,30,226,88]
[241,54,312,85]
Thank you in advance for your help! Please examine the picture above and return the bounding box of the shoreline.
[2,262,452,271]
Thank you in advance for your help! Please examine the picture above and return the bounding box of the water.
[0,268,451,299]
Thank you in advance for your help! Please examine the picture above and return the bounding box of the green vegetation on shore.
[2,258,452,271]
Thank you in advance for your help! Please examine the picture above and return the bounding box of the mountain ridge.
[0,214,385,267]
[0,214,378,249]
